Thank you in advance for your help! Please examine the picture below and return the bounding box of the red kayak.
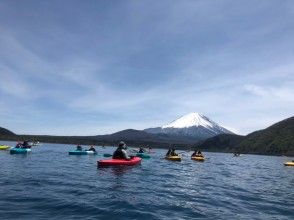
[97,157,142,167]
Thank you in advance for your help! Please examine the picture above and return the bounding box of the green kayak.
[136,153,151,159]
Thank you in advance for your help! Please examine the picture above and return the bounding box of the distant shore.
[1,135,293,157]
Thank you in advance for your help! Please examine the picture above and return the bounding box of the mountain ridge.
[197,116,294,156]
[0,127,15,136]
[1,116,293,156]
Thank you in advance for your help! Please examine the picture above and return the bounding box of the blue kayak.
[68,150,97,155]
[10,148,31,154]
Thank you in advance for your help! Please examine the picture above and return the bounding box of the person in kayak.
[22,140,30,149]
[166,148,172,156]
[148,146,152,153]
[138,147,145,153]
[192,150,203,157]
[170,148,178,156]
[113,141,131,160]
[15,142,22,148]
[76,145,83,151]
[88,146,96,152]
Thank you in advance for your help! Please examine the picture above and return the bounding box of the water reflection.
[98,165,139,176]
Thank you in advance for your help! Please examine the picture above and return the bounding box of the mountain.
[92,129,199,147]
[197,116,294,156]
[0,127,15,136]
[236,116,294,155]
[0,128,197,149]
[145,112,233,140]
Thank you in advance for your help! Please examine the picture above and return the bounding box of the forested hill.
[236,116,294,156]
[0,127,15,136]
[196,134,245,152]
[197,116,294,156]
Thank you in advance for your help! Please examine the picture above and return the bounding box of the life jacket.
[113,148,125,159]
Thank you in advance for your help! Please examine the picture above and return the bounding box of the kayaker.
[15,142,22,148]
[166,148,172,156]
[170,148,178,156]
[194,150,203,157]
[22,140,30,149]
[148,146,152,153]
[76,145,83,151]
[233,152,240,157]
[191,150,203,157]
[113,141,131,160]
[138,147,145,153]
[191,150,197,157]
[88,146,96,152]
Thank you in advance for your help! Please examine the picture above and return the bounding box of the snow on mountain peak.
[162,112,216,129]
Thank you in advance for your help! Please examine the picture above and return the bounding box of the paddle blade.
[103,153,112,157]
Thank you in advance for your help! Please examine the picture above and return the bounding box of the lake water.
[0,141,293,219]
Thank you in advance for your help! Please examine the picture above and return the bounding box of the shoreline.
[1,136,293,157]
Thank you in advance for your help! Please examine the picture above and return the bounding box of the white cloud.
[244,84,294,102]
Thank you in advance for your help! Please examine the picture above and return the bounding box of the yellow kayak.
[0,145,10,150]
[191,156,205,161]
[165,156,181,161]
[284,162,294,166]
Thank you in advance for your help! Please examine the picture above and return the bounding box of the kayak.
[191,156,205,161]
[97,157,142,167]
[69,150,97,155]
[165,156,181,161]
[10,148,31,154]
[0,145,10,150]
[284,162,294,166]
[136,153,151,159]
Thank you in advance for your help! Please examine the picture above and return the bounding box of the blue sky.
[0,0,293,135]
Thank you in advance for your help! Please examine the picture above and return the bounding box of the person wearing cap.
[113,141,131,160]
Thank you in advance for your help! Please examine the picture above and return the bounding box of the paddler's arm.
[122,149,131,160]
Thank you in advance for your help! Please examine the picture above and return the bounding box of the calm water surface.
[0,141,293,219]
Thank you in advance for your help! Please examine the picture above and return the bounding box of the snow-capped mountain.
[144,112,233,140]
